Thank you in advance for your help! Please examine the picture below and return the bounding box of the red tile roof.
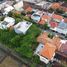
[52,36,61,50]
[52,14,63,20]
[40,43,56,60]
[38,20,46,25]
[37,32,61,51]
[50,22,58,28]
[25,6,32,12]
[41,15,50,20]
[38,15,50,25]
[51,3,61,10]
[37,32,48,44]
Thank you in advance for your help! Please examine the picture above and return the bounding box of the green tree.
[15,18,22,23]
[48,33,54,39]
[44,23,50,30]
[8,11,13,17]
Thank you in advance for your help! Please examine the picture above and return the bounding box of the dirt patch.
[0,56,19,67]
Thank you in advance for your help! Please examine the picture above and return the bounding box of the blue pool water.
[32,14,40,21]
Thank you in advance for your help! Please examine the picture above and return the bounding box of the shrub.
[32,56,40,64]
[0,16,5,21]
[23,16,30,21]
[48,8,54,13]
[55,8,65,14]
[21,11,26,16]
[15,18,22,23]
[44,23,50,30]
[8,11,13,17]
[10,35,21,48]
[48,33,54,39]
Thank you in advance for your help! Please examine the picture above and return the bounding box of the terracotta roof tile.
[38,15,50,25]
[41,15,50,20]
[52,36,61,50]
[51,3,61,9]
[52,14,63,20]
[37,32,48,43]
[38,20,46,25]
[37,32,61,51]
[37,32,54,44]
[25,6,32,12]
[40,43,56,60]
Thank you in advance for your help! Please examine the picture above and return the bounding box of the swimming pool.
[32,14,41,22]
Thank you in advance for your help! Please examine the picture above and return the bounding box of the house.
[61,2,67,12]
[55,21,67,35]
[35,32,63,64]
[31,11,43,22]
[37,32,62,50]
[35,42,56,64]
[39,43,56,64]
[14,21,32,34]
[24,0,42,3]
[49,21,58,28]
[52,35,62,50]
[52,14,63,22]
[34,43,44,55]
[37,32,48,44]
[50,3,61,10]
[3,6,14,15]
[64,18,67,23]
[38,15,50,25]
[14,1,24,12]
[49,15,67,35]
[36,1,52,10]
[57,40,67,60]
[0,1,14,15]
[25,6,33,12]
[0,17,15,29]
[0,1,13,10]
[60,40,67,53]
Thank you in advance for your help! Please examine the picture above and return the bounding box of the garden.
[0,11,45,66]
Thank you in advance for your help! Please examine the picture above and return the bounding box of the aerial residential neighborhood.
[0,0,67,67]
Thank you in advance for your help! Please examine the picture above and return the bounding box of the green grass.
[64,0,67,2]
[0,24,41,63]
